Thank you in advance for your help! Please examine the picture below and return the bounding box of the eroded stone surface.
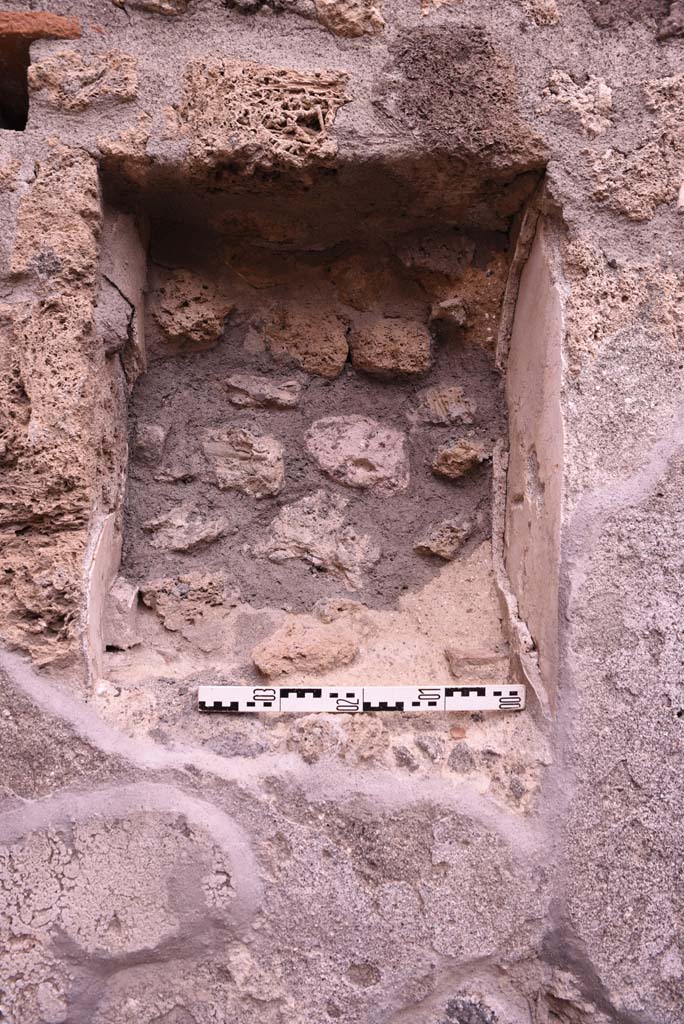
[223,372,302,409]
[263,305,348,378]
[201,426,284,497]
[134,422,168,465]
[143,504,229,552]
[29,51,137,111]
[103,577,141,650]
[432,440,489,479]
[313,0,384,36]
[414,517,473,560]
[175,59,349,176]
[252,617,360,677]
[413,384,476,425]
[350,318,433,377]
[445,648,509,683]
[305,415,409,494]
[152,269,233,352]
[253,490,381,589]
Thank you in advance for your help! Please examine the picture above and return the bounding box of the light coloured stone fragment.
[143,503,229,552]
[102,576,141,650]
[305,415,409,494]
[264,306,348,378]
[430,297,468,328]
[253,490,380,589]
[414,384,476,425]
[252,617,360,677]
[414,517,473,560]
[541,71,612,137]
[201,427,284,498]
[313,0,384,37]
[113,0,189,13]
[350,319,432,377]
[133,422,168,464]
[432,440,489,479]
[28,50,137,111]
[152,270,233,351]
[445,648,509,684]
[223,372,302,409]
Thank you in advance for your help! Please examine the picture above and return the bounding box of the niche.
[90,154,561,805]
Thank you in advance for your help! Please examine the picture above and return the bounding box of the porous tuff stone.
[103,577,141,651]
[263,306,348,378]
[223,372,302,409]
[175,59,349,176]
[152,270,233,352]
[414,517,473,560]
[350,318,432,378]
[445,649,509,684]
[201,427,284,498]
[387,26,548,174]
[432,440,489,479]
[251,617,360,677]
[142,504,229,552]
[414,384,476,425]
[305,415,410,494]
[133,422,168,465]
[28,51,137,111]
[253,490,381,589]
[1,146,121,669]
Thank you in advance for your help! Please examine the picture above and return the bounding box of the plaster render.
[1,1,683,1023]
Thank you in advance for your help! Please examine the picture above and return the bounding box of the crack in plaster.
[0,781,261,932]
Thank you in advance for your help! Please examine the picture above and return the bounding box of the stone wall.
[1,3,683,1023]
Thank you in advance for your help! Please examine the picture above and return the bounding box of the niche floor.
[99,217,550,809]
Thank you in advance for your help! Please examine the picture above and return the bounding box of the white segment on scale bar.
[279,687,363,713]
[443,684,525,712]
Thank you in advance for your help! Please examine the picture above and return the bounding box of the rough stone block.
[253,490,381,590]
[29,50,137,111]
[350,319,432,378]
[152,269,233,352]
[305,415,410,493]
[432,440,489,479]
[414,517,473,559]
[264,305,348,378]
[201,427,284,498]
[175,59,349,176]
[103,577,141,650]
[223,372,302,409]
[413,384,476,425]
[143,503,229,552]
[252,617,360,677]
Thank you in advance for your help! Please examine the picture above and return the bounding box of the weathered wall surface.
[0,2,683,1023]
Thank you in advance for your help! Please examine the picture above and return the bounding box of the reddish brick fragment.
[0,11,81,41]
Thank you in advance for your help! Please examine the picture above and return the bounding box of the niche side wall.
[504,219,564,707]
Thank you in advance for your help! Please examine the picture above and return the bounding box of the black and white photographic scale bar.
[198,684,526,714]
